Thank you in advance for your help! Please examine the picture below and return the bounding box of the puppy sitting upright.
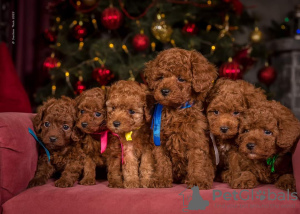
[106,80,154,188]
[144,48,217,189]
[228,100,300,192]
[75,88,107,185]
[28,96,84,188]
[205,78,266,181]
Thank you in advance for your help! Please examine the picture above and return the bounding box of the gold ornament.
[151,14,173,43]
[215,14,238,41]
[250,27,262,43]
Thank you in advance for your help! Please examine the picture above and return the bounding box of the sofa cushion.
[2,181,300,214]
[0,113,38,208]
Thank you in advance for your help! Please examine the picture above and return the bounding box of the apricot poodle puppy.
[227,100,300,191]
[75,88,123,187]
[106,80,155,188]
[28,96,85,188]
[144,48,217,189]
[205,78,266,181]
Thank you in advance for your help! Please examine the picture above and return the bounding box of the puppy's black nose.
[246,143,255,150]
[81,122,88,128]
[113,121,121,128]
[49,136,57,143]
[161,89,170,96]
[220,126,229,133]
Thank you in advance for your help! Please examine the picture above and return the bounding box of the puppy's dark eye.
[112,106,115,110]
[243,129,249,133]
[129,110,135,115]
[233,111,240,116]
[178,77,185,82]
[80,110,85,114]
[264,130,272,135]
[63,124,70,130]
[213,111,219,115]
[95,112,101,117]
[157,76,164,81]
[44,121,50,128]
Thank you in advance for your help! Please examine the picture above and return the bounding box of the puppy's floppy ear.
[190,50,218,97]
[272,101,300,150]
[140,83,154,122]
[71,127,83,142]
[33,98,56,133]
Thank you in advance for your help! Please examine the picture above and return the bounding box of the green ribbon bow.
[267,154,278,173]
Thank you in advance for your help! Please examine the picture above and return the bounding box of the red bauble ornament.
[92,66,114,85]
[132,34,150,51]
[101,7,123,30]
[75,81,86,94]
[258,65,277,86]
[233,48,256,72]
[43,56,59,73]
[72,25,88,41]
[182,23,198,35]
[219,59,242,80]
[43,29,57,43]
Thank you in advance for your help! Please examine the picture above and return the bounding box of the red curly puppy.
[205,78,266,181]
[28,96,84,188]
[227,100,300,191]
[106,80,154,188]
[75,88,123,187]
[144,48,217,189]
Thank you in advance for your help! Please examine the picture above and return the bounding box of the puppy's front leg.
[275,174,296,192]
[55,159,83,188]
[79,156,96,185]
[28,154,55,188]
[139,148,154,188]
[122,144,140,188]
[186,148,214,189]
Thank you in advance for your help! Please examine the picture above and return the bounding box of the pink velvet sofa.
[1,113,300,214]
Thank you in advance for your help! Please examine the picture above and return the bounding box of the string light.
[211,45,216,51]
[206,25,212,31]
[65,71,70,82]
[151,42,156,51]
[56,42,61,47]
[79,41,84,50]
[122,45,129,53]
[92,18,98,29]
[94,57,99,61]
[109,43,114,49]
[56,17,61,23]
[52,85,56,95]
[76,1,81,6]
[281,25,286,30]
[207,0,212,5]
[58,25,63,30]
[56,62,61,67]
[170,39,176,47]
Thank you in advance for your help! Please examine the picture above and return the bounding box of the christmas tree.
[36,0,268,104]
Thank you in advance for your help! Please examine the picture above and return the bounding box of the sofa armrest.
[0,113,38,207]
[292,139,300,196]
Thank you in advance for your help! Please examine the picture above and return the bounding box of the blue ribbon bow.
[28,128,51,162]
[151,101,193,146]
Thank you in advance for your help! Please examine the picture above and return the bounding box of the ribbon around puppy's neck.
[151,101,194,146]
[28,128,51,162]
[267,154,278,173]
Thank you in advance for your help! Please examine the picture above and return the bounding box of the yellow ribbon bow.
[125,131,133,141]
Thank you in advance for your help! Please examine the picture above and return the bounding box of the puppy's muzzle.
[246,143,255,150]
[81,122,88,128]
[220,126,229,133]
[49,136,57,143]
[161,88,170,97]
[113,121,121,128]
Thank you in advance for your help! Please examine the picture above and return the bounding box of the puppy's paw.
[27,178,47,188]
[230,171,257,189]
[108,182,124,188]
[55,178,74,188]
[275,174,296,192]
[221,170,232,183]
[153,179,173,188]
[124,180,140,188]
[79,177,96,186]
[140,179,156,188]
[186,179,213,190]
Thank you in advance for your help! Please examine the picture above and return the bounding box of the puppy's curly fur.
[144,48,217,189]
[28,96,85,188]
[106,80,155,188]
[75,88,123,187]
[227,100,300,191]
[205,78,266,181]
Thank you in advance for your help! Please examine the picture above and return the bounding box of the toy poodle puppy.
[75,87,123,187]
[28,96,85,188]
[144,48,217,189]
[106,80,154,188]
[228,100,300,191]
[205,78,266,181]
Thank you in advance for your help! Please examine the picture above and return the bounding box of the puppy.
[205,78,266,181]
[75,88,123,187]
[228,100,300,191]
[144,48,217,189]
[28,96,84,188]
[106,80,154,188]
